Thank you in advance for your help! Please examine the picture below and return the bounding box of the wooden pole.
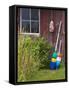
[58,40,62,54]
[55,21,62,52]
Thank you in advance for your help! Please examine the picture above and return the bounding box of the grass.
[26,66,65,81]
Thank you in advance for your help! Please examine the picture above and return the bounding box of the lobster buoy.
[51,58,56,62]
[56,61,60,69]
[58,53,63,58]
[52,52,57,58]
[50,61,56,70]
[56,56,61,62]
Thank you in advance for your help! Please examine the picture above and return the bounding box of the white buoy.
[56,57,61,62]
[57,40,62,62]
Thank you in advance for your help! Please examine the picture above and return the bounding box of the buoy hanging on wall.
[49,20,54,32]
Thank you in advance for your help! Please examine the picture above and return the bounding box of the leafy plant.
[38,37,52,69]
[18,35,52,82]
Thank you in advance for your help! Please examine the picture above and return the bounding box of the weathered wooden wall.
[40,9,65,59]
[17,8,65,60]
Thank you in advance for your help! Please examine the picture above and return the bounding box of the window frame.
[19,8,40,36]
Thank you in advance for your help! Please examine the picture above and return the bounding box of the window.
[22,8,30,20]
[19,8,40,35]
[22,21,30,33]
[31,9,39,20]
[31,22,39,33]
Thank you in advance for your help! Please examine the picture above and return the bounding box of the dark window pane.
[31,9,39,20]
[22,21,30,33]
[22,8,30,20]
[31,22,39,33]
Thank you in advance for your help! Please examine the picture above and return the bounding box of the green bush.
[18,34,24,82]
[38,37,52,68]
[18,35,40,82]
[18,35,52,82]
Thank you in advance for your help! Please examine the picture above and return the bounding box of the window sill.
[19,33,40,36]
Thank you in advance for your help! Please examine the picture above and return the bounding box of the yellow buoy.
[51,58,56,62]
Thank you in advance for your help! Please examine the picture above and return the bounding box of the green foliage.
[18,35,52,82]
[38,37,52,68]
